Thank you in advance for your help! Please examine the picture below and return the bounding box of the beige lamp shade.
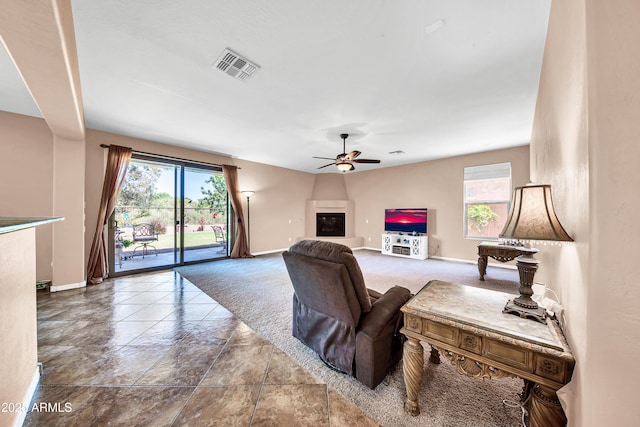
[499,184,573,242]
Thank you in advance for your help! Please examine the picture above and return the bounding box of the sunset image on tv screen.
[384,208,427,234]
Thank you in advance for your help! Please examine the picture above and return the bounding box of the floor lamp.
[241,191,254,253]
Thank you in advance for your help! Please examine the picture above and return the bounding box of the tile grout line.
[248,345,275,427]
[168,293,240,426]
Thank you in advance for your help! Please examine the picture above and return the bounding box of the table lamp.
[499,184,573,323]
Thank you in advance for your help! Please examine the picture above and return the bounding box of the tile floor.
[25,270,379,426]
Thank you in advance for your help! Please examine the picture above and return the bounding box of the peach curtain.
[223,165,252,258]
[87,145,132,284]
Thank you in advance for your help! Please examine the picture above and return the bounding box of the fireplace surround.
[302,199,363,248]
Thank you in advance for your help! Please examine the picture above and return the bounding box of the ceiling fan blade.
[317,163,336,169]
[313,156,337,160]
[346,150,361,160]
[353,159,381,164]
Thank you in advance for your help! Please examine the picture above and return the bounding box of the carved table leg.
[403,337,424,416]
[478,255,487,280]
[429,345,441,364]
[527,384,566,427]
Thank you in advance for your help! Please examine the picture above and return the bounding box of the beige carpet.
[175,250,526,427]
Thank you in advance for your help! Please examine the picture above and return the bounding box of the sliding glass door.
[109,155,228,275]
[182,166,228,263]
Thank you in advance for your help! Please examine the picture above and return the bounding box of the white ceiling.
[0,0,550,174]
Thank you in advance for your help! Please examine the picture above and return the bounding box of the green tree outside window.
[467,204,498,232]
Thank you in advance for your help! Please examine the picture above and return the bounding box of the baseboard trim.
[252,248,288,256]
[12,365,41,427]
[430,255,477,264]
[253,247,515,271]
[49,280,86,293]
[430,255,517,270]
[254,245,375,255]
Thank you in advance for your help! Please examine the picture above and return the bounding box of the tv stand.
[381,233,428,260]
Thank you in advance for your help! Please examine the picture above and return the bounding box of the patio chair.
[212,225,227,252]
[132,223,158,259]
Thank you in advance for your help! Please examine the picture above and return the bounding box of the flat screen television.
[384,208,428,234]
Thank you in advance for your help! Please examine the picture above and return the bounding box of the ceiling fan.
[314,133,381,172]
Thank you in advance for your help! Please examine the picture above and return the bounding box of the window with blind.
[463,162,512,239]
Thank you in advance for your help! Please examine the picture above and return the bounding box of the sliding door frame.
[108,153,232,277]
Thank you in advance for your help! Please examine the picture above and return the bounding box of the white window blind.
[463,162,511,181]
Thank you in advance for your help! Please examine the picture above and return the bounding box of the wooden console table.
[400,280,574,427]
[477,242,526,280]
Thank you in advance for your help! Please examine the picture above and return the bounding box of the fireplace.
[316,213,346,237]
[304,199,362,247]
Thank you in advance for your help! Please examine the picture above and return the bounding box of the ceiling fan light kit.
[336,161,354,172]
[314,133,381,173]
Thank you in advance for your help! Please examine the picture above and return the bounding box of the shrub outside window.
[463,162,512,239]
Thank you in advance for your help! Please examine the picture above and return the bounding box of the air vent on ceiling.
[214,48,260,81]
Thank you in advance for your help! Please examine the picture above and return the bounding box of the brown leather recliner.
[282,240,412,389]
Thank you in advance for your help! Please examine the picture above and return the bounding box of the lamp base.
[503,299,547,324]
[502,248,546,324]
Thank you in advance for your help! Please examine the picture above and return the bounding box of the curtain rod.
[99,144,239,169]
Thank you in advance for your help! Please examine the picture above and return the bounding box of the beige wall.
[1,0,86,290]
[529,0,589,423]
[232,158,315,253]
[0,111,54,280]
[345,145,530,259]
[2,110,528,276]
[310,174,349,200]
[530,0,640,425]
[0,228,38,427]
[84,130,528,262]
[0,112,86,287]
[52,136,85,287]
[84,130,315,258]
[84,138,529,261]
